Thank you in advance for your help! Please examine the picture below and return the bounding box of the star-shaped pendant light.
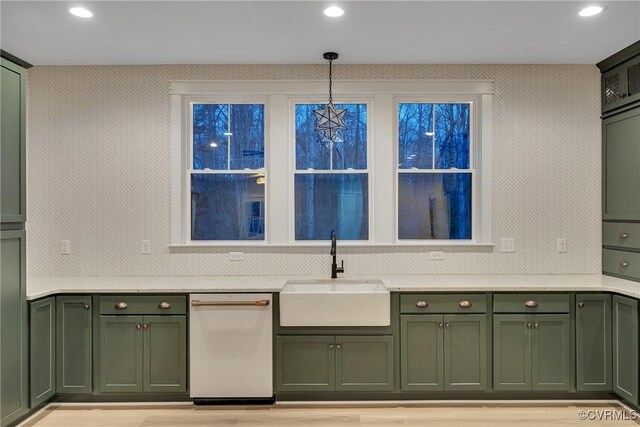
[314,52,347,144]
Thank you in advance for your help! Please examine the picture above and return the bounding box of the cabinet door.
[602,65,627,112]
[99,316,143,393]
[613,295,639,404]
[335,336,394,392]
[56,296,92,393]
[0,230,27,426]
[493,314,531,391]
[0,59,26,224]
[625,57,640,106]
[401,315,443,391]
[275,335,335,392]
[30,298,56,407]
[531,314,571,391]
[142,316,187,393]
[444,314,487,391]
[603,108,640,221]
[576,294,612,391]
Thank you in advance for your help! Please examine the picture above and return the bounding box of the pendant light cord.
[328,59,333,104]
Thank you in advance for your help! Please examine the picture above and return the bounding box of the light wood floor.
[19,402,640,427]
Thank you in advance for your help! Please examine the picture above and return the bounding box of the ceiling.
[1,1,639,65]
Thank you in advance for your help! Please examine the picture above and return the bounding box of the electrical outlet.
[501,238,516,253]
[141,240,151,255]
[429,251,444,260]
[229,252,244,261]
[556,238,567,253]
[60,240,70,255]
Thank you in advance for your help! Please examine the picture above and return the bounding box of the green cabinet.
[56,296,93,394]
[576,294,612,391]
[99,315,187,393]
[612,295,638,404]
[275,335,393,392]
[602,55,640,113]
[30,298,56,407]
[0,58,26,224]
[494,314,571,391]
[401,314,487,391]
[0,230,28,426]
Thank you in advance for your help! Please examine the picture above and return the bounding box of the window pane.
[192,104,264,170]
[193,104,228,170]
[295,103,367,170]
[398,173,471,240]
[229,104,265,170]
[295,174,368,240]
[435,103,470,169]
[398,103,434,169]
[191,174,265,240]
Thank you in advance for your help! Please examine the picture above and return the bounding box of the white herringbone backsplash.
[26,64,601,277]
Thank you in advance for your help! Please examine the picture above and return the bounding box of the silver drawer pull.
[620,261,630,268]
[415,301,428,308]
[115,302,128,310]
[620,232,629,239]
[158,302,171,309]
[458,300,472,308]
[525,300,538,308]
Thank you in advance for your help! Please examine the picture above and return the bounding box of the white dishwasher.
[189,293,273,403]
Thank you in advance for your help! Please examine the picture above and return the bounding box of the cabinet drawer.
[400,294,487,313]
[493,294,569,313]
[99,295,186,315]
[603,249,640,280]
[603,222,640,250]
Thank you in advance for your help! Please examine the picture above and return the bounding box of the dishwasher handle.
[191,299,270,307]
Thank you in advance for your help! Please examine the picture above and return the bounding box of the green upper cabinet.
[0,58,26,224]
[576,294,612,391]
[0,230,27,427]
[602,55,640,113]
[612,295,638,404]
[335,335,394,392]
[603,108,640,221]
[56,296,93,394]
[30,297,56,407]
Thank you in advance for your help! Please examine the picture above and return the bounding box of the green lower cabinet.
[401,314,486,392]
[576,294,612,391]
[335,336,394,392]
[0,230,28,427]
[275,335,393,393]
[494,314,571,391]
[143,316,187,393]
[612,295,638,404]
[56,296,93,393]
[30,298,56,407]
[99,316,144,393]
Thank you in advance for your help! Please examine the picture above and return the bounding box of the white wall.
[26,64,601,277]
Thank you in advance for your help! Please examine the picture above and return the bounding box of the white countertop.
[26,274,640,300]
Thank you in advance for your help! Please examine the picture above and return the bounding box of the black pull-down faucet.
[330,230,344,279]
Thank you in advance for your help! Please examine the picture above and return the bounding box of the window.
[293,102,370,241]
[397,101,473,240]
[190,102,266,241]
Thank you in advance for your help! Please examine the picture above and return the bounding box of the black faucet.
[330,230,344,279]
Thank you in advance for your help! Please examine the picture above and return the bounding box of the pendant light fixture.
[314,52,348,144]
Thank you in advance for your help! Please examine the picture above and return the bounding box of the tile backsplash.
[26,64,601,276]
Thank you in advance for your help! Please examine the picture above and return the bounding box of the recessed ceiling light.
[69,7,93,18]
[324,6,344,18]
[579,6,604,17]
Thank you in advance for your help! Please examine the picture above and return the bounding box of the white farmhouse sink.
[279,279,390,327]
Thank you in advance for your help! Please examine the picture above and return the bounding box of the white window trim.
[170,80,493,247]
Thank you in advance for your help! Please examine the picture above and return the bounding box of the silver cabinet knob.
[115,302,128,310]
[336,344,341,350]
[534,323,540,329]
[578,302,584,308]
[620,232,629,239]
[525,300,538,308]
[83,304,90,310]
[143,323,149,330]
[458,300,472,308]
[527,322,532,329]
[415,301,428,308]
[158,302,171,309]
[620,261,630,268]
[444,322,450,329]
[136,323,142,329]
[438,322,444,329]
[329,344,334,350]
